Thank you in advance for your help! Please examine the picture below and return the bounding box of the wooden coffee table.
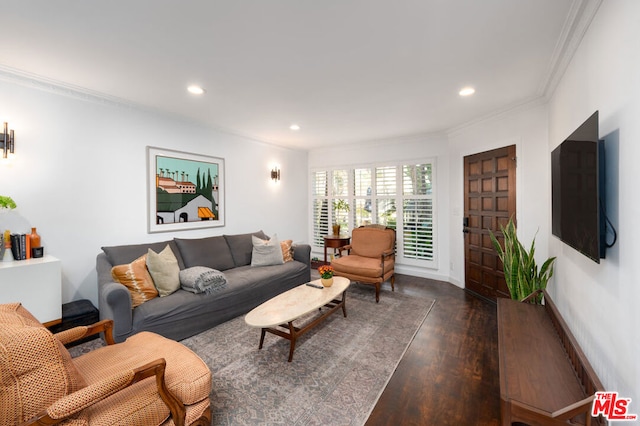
[245,277,350,362]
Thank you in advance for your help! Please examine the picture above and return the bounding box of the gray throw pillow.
[179,266,228,294]
[224,230,269,267]
[251,234,284,267]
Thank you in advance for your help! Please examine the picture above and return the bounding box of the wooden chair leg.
[375,283,380,303]
[391,275,395,292]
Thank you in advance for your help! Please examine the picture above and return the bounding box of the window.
[376,167,397,228]
[332,170,349,230]
[353,168,372,227]
[402,164,433,260]
[311,171,329,247]
[311,160,436,267]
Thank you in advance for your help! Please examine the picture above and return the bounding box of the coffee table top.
[245,277,350,327]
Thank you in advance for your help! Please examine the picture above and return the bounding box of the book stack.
[9,233,31,260]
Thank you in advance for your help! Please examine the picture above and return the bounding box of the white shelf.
[0,255,62,323]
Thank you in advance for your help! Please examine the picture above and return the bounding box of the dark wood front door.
[463,145,516,300]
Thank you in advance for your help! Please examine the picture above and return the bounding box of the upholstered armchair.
[0,303,211,426]
[331,226,396,302]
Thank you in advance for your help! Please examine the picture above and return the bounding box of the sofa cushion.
[331,254,395,278]
[102,240,185,270]
[111,255,159,308]
[350,227,396,258]
[223,231,268,267]
[146,245,181,297]
[72,331,211,423]
[251,234,284,267]
[174,236,235,271]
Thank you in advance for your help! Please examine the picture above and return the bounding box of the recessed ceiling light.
[187,85,205,95]
[289,124,301,131]
[459,87,476,97]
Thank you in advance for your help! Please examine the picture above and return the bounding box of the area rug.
[70,284,435,425]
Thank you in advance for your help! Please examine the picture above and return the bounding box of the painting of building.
[147,147,225,232]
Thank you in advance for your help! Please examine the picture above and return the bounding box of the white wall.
[447,102,551,288]
[548,0,640,408]
[308,134,451,281]
[0,76,309,306]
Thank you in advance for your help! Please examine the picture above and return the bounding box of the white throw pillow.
[251,234,284,266]
[146,245,180,297]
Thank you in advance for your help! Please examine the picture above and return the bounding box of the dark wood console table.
[323,235,350,263]
[497,290,604,425]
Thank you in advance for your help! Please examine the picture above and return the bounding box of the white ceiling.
[0,0,598,150]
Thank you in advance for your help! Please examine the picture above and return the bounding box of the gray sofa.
[97,231,311,343]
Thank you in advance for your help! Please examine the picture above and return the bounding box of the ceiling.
[1,0,598,150]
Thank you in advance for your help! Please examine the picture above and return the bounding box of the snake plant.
[489,218,556,304]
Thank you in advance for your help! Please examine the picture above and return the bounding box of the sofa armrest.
[336,244,352,257]
[97,253,133,343]
[24,359,186,425]
[292,244,311,266]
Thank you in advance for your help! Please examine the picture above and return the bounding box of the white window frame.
[310,158,437,269]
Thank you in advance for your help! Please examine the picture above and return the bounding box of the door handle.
[463,217,469,233]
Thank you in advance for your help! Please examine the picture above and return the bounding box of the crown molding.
[538,0,603,99]
[446,0,602,139]
[0,64,311,152]
[446,96,547,138]
[0,64,144,111]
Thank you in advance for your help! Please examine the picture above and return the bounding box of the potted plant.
[489,218,556,304]
[0,195,17,210]
[332,199,350,235]
[0,196,17,260]
[318,264,334,287]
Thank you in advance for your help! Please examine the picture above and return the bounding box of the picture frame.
[147,146,225,233]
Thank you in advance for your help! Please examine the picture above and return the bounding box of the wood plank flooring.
[364,274,501,426]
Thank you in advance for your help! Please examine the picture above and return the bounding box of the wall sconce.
[1,122,15,159]
[271,167,281,182]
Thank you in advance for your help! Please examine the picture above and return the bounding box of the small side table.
[323,235,350,263]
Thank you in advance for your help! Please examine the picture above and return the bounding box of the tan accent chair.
[0,303,211,426]
[331,226,396,302]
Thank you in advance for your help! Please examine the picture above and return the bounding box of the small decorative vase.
[29,227,41,248]
[321,277,334,287]
[332,224,340,235]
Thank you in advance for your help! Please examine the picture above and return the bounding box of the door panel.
[464,145,516,300]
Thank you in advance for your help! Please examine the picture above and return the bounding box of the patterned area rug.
[70,284,435,425]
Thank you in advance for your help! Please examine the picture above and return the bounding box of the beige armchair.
[0,303,211,426]
[331,226,396,302]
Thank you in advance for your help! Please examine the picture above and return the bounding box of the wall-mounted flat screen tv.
[551,111,605,263]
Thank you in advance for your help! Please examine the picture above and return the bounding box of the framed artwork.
[147,146,225,233]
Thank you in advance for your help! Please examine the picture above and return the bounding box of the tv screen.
[551,111,604,263]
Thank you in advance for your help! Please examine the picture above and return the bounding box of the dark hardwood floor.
[365,274,501,426]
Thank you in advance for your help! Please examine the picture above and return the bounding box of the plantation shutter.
[311,160,436,267]
[402,164,434,260]
[353,168,372,227]
[376,166,397,228]
[312,171,329,247]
